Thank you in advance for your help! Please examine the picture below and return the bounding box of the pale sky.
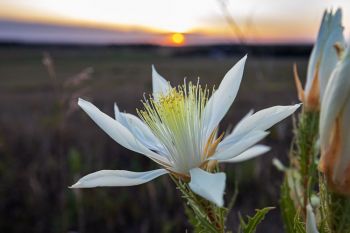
[0,0,350,45]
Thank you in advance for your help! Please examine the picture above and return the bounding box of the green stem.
[279,110,320,233]
[295,110,319,217]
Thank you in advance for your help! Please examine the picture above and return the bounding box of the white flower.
[71,56,300,206]
[294,9,345,111]
[319,45,350,195]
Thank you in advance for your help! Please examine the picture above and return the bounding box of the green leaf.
[239,207,274,233]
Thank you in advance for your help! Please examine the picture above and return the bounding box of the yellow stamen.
[137,81,213,175]
[201,131,224,172]
[202,128,218,160]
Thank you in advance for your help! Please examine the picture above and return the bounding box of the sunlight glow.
[0,0,218,33]
[171,33,185,45]
[1,0,350,44]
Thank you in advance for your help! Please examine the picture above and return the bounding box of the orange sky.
[0,0,349,45]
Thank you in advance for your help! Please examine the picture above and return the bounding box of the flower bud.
[294,9,345,111]
[319,45,350,195]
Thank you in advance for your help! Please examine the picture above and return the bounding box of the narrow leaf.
[240,207,274,233]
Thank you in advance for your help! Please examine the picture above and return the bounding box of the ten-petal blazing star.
[71,56,300,207]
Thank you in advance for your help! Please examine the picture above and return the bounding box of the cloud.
[0,19,249,45]
[0,19,164,44]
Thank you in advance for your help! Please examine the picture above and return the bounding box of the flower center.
[138,81,211,173]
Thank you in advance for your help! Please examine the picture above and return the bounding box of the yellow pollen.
[137,81,212,173]
[157,89,184,114]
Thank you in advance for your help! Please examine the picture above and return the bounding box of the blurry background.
[0,0,348,232]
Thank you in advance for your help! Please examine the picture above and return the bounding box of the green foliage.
[292,214,306,233]
[173,176,227,233]
[238,207,274,233]
[280,106,350,233]
[328,194,350,233]
[294,111,319,213]
[280,178,298,233]
[320,177,350,233]
[319,176,331,233]
[281,176,307,233]
[279,110,320,233]
[173,170,271,233]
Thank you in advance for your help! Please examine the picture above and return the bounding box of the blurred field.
[0,46,308,233]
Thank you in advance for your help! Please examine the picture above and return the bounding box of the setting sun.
[171,33,185,45]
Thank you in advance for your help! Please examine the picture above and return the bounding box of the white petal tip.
[69,182,82,189]
[256,131,270,139]
[286,103,302,112]
[114,102,120,113]
[289,103,302,113]
[78,98,89,107]
[294,103,302,108]
[217,144,271,163]
[152,64,157,73]
[238,55,247,65]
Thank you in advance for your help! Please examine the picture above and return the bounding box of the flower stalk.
[295,110,320,217]
[279,109,320,233]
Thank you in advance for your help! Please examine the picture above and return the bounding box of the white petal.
[210,131,269,161]
[189,168,226,207]
[219,104,300,150]
[232,105,299,137]
[203,55,247,138]
[114,103,166,154]
[152,65,170,98]
[70,169,169,188]
[306,204,319,233]
[333,96,350,183]
[113,103,123,122]
[219,145,270,163]
[320,46,350,183]
[305,9,344,96]
[232,109,254,131]
[78,98,169,165]
[319,30,345,100]
[305,10,328,93]
[320,51,350,150]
